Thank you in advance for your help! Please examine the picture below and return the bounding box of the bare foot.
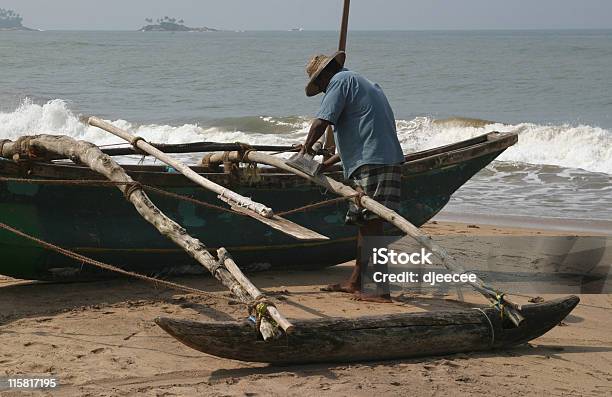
[352,292,393,303]
[320,283,359,293]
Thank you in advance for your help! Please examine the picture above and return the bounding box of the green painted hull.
[0,132,517,280]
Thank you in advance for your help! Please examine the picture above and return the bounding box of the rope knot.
[354,191,366,209]
[492,293,506,319]
[130,136,145,147]
[123,181,143,200]
[211,250,228,277]
[0,139,10,157]
[234,142,255,164]
[248,295,277,331]
[129,136,147,155]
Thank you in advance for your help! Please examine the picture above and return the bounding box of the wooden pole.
[218,248,294,334]
[88,117,272,217]
[323,0,351,157]
[0,135,291,339]
[202,150,525,326]
[338,0,351,51]
[87,117,328,242]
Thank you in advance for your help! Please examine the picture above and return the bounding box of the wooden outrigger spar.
[88,117,328,242]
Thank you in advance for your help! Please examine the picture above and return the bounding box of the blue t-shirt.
[315,69,404,178]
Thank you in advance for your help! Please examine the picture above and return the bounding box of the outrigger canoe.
[0,131,517,280]
[155,295,579,364]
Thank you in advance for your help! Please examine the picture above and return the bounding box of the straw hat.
[305,51,346,97]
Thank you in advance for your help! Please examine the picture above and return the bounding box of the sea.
[1,30,611,225]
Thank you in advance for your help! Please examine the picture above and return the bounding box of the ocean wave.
[395,117,612,175]
[0,99,305,149]
[1,99,610,175]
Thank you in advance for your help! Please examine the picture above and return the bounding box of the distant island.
[140,17,218,32]
[0,8,36,31]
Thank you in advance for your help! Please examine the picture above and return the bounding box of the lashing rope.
[473,308,496,347]
[247,295,278,331]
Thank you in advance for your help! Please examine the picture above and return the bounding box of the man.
[299,51,404,303]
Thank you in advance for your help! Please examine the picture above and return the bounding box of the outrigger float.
[156,296,579,365]
[0,0,579,364]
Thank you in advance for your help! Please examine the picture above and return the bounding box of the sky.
[2,0,612,31]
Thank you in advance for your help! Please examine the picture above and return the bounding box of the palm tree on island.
[140,16,218,32]
[0,8,36,30]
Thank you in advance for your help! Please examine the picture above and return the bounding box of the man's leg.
[320,218,374,294]
[352,219,392,303]
[322,219,383,293]
[321,164,399,302]
[320,235,361,293]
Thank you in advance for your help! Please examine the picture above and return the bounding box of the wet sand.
[1,221,611,396]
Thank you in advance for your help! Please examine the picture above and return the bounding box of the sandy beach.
[1,221,611,396]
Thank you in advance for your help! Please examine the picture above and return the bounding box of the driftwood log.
[0,135,292,338]
[87,117,327,242]
[203,150,525,325]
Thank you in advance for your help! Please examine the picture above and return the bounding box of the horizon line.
[14,27,612,32]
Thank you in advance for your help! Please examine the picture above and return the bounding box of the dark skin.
[302,69,392,304]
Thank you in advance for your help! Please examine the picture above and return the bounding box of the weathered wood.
[102,142,300,157]
[88,117,328,242]
[156,296,579,364]
[88,117,273,217]
[217,248,294,334]
[228,203,328,242]
[0,135,288,340]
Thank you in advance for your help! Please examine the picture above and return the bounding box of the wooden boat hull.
[0,132,517,280]
[155,295,579,365]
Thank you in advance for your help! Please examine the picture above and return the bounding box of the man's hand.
[301,118,331,153]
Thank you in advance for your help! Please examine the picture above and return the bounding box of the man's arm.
[300,118,331,154]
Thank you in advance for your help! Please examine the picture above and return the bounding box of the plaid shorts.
[345,164,402,225]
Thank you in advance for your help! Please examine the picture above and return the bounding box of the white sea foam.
[395,117,612,175]
[1,99,611,175]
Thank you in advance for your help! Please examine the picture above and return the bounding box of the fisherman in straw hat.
[298,51,404,303]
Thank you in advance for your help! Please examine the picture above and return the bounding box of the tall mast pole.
[338,0,351,51]
[324,0,351,156]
